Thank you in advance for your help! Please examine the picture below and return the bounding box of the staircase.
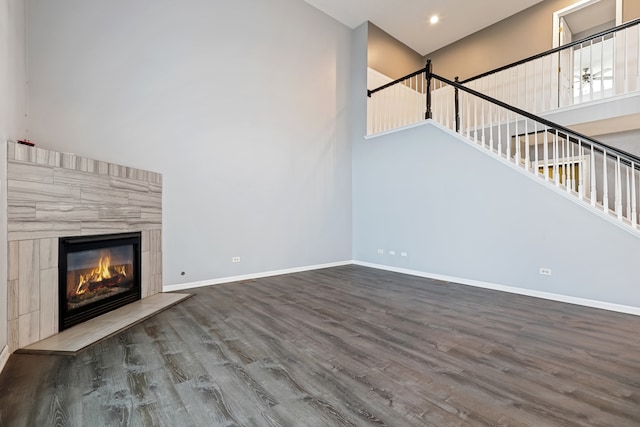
[366,19,640,234]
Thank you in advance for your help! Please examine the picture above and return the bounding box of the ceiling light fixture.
[430,15,439,25]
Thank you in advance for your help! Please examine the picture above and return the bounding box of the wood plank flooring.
[0,265,639,426]
[18,293,192,355]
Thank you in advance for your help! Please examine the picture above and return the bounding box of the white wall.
[26,0,353,285]
[0,0,27,365]
[353,122,640,310]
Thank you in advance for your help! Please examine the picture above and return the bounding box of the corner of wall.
[0,140,7,361]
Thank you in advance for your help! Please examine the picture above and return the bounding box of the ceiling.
[304,0,546,55]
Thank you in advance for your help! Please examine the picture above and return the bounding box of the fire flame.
[75,254,127,295]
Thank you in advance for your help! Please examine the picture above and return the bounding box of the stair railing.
[367,60,640,230]
[461,18,640,114]
[440,69,640,229]
[367,67,430,135]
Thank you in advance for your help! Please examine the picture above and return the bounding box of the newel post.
[454,76,460,133]
[425,59,433,120]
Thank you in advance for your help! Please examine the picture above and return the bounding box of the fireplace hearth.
[59,232,142,330]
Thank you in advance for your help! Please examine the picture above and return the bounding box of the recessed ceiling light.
[430,15,439,25]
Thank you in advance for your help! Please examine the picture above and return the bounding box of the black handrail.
[367,67,427,97]
[367,18,640,97]
[460,17,640,84]
[430,72,640,167]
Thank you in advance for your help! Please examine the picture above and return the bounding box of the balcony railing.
[367,18,640,136]
[367,60,640,232]
[461,18,640,114]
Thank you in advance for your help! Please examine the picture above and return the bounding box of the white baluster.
[540,58,545,113]
[505,104,511,160]
[489,100,494,152]
[421,75,425,124]
[481,98,486,148]
[380,91,384,133]
[599,36,604,100]
[383,90,387,133]
[615,156,622,219]
[371,92,382,133]
[625,28,629,94]
[386,86,391,132]
[578,141,584,199]
[524,63,528,111]
[379,91,383,133]
[626,165,631,221]
[566,138,572,192]
[402,78,407,127]
[543,127,549,181]
[473,95,478,143]
[515,116,520,165]
[395,83,400,129]
[589,39,594,103]
[441,81,445,124]
[466,90,471,139]
[497,96,502,156]
[445,84,450,129]
[560,137,567,187]
[376,92,380,134]
[632,163,638,227]
[533,122,538,173]
[524,120,530,171]
[579,46,584,104]
[590,145,597,206]
[532,60,537,113]
[603,150,609,213]
[415,76,420,125]
[554,131,560,186]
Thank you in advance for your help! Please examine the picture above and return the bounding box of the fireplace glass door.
[59,232,141,330]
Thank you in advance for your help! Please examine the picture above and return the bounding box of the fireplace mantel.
[6,141,163,352]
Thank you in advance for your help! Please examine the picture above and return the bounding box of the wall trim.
[164,258,640,317]
[163,260,354,292]
[353,261,640,317]
[0,345,9,374]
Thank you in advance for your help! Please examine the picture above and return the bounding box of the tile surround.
[5,141,163,352]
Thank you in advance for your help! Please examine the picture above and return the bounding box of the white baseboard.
[354,261,640,317]
[163,260,354,292]
[0,345,9,374]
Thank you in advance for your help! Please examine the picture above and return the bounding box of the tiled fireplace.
[6,141,162,351]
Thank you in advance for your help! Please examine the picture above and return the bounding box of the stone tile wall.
[6,142,162,351]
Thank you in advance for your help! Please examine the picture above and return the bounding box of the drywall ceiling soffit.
[571,113,640,136]
[304,0,546,55]
[564,0,616,34]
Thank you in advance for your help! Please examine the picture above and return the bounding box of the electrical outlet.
[232,257,241,263]
[401,252,408,257]
[389,250,395,255]
[539,268,552,276]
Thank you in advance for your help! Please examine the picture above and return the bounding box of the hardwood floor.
[1,265,639,426]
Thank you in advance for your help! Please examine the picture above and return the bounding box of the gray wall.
[595,129,640,156]
[26,0,353,286]
[368,23,423,80]
[353,123,640,308]
[0,0,27,361]
[352,23,369,147]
